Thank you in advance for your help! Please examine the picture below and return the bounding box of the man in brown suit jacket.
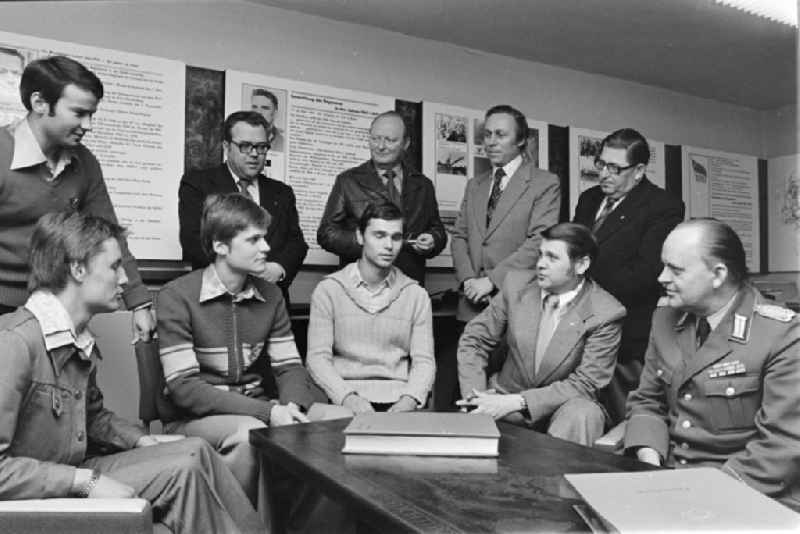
[457,223,625,446]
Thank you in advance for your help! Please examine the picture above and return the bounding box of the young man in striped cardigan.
[157,193,315,510]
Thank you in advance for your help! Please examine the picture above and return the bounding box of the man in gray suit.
[457,223,625,445]
[440,105,560,408]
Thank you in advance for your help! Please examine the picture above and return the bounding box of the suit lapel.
[355,162,393,204]
[594,178,651,242]
[471,172,492,238]
[514,283,544,384]
[486,162,532,237]
[215,164,239,193]
[533,284,592,386]
[401,164,424,214]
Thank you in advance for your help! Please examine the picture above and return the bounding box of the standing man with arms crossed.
[625,219,800,511]
[457,223,625,445]
[446,105,560,407]
[573,128,684,424]
[317,110,447,285]
[179,110,307,305]
[0,55,154,340]
[0,211,264,534]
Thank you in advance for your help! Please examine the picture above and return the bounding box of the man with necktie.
[456,223,625,446]
[179,111,308,305]
[317,111,446,285]
[573,128,684,424]
[624,219,800,511]
[445,105,560,409]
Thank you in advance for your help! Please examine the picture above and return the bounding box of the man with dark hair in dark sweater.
[0,55,155,341]
[157,192,319,516]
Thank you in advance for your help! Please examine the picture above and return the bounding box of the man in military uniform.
[624,219,800,511]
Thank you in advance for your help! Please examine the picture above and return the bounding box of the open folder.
[566,467,800,533]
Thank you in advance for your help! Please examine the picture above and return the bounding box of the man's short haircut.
[370,111,409,140]
[541,222,598,264]
[357,202,404,234]
[485,104,529,147]
[222,111,270,143]
[20,55,103,112]
[251,88,278,108]
[28,211,125,293]
[685,218,748,286]
[600,128,651,166]
[200,193,271,261]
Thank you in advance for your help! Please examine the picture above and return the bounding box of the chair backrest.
[133,339,181,426]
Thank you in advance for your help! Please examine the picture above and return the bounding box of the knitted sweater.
[306,263,435,404]
[0,124,149,308]
[156,267,314,423]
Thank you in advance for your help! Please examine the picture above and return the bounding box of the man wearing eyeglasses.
[317,111,446,285]
[179,111,308,305]
[573,128,684,424]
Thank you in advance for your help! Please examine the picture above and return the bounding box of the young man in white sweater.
[307,202,435,413]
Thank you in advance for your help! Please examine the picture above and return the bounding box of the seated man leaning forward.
[457,222,626,446]
[624,219,800,511]
[0,211,263,534]
[307,202,436,413]
[157,192,316,506]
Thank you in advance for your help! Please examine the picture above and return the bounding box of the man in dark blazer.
[457,223,625,446]
[573,128,684,424]
[179,111,308,304]
[317,111,446,285]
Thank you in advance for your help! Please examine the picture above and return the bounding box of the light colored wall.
[760,104,798,158]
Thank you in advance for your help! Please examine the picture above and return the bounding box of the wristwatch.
[518,395,528,412]
[74,469,101,498]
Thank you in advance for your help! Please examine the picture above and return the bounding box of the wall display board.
[568,127,666,217]
[0,31,185,260]
[421,102,549,267]
[767,154,800,271]
[226,70,396,265]
[682,146,760,272]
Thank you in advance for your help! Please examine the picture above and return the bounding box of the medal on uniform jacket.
[708,360,746,378]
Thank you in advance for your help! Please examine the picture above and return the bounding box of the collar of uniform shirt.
[199,264,265,303]
[25,290,95,358]
[704,291,739,331]
[9,118,76,179]
[491,154,523,191]
[541,279,585,313]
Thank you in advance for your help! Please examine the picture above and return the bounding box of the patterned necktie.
[238,177,255,201]
[486,167,505,227]
[384,169,401,207]
[534,294,560,375]
[592,197,615,233]
[696,316,711,349]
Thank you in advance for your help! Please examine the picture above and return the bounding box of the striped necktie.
[486,167,505,227]
[384,169,400,207]
[592,197,615,233]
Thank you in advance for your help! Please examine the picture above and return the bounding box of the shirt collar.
[226,162,261,186]
[542,279,585,311]
[24,290,95,360]
[10,118,76,177]
[347,262,396,291]
[199,264,266,303]
[704,292,739,331]
[494,154,523,181]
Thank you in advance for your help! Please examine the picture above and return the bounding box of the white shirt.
[491,154,523,193]
[10,118,75,181]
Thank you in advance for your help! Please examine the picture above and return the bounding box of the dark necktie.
[592,197,615,233]
[696,316,711,349]
[486,167,505,228]
[534,294,560,375]
[238,178,255,201]
[384,169,400,207]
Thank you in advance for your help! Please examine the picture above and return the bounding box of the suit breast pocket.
[702,375,761,432]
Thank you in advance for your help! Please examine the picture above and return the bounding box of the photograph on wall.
[422,102,549,267]
[242,83,287,153]
[767,154,800,272]
[226,70,396,265]
[0,30,185,260]
[569,127,666,217]
[682,145,760,272]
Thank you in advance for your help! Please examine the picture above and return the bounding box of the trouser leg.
[83,437,265,534]
[547,397,606,446]
[434,319,464,410]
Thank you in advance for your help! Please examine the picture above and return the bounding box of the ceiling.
[245,0,797,110]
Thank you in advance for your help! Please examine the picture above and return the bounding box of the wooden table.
[251,418,651,533]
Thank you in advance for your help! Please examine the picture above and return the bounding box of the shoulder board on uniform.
[754,304,796,322]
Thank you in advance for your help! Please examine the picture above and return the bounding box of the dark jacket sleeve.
[418,178,447,259]
[178,172,209,269]
[268,184,308,284]
[317,173,361,260]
